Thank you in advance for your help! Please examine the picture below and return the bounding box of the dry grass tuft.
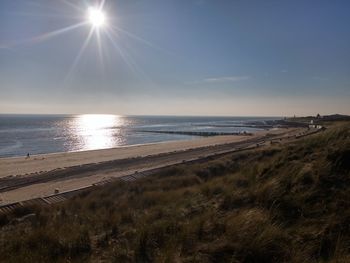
[0,122,349,262]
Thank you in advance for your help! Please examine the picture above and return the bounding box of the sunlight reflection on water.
[0,115,273,157]
[72,114,124,151]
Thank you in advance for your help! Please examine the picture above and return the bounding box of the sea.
[0,114,280,157]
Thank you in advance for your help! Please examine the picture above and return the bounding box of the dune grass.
[0,123,349,262]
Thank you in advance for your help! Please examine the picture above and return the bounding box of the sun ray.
[7,11,77,19]
[2,0,164,86]
[109,24,175,58]
[99,0,107,10]
[104,29,138,74]
[105,29,154,83]
[64,27,95,83]
[96,29,105,72]
[110,25,157,49]
[2,22,88,49]
[60,0,85,13]
[27,22,88,45]
[21,0,84,17]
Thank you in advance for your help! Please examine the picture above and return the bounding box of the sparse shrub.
[1,122,350,262]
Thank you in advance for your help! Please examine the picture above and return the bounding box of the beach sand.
[0,128,301,205]
[0,134,259,178]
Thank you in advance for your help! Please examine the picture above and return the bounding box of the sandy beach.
[0,128,302,205]
[0,133,269,179]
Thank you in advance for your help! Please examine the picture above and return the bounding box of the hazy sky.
[0,0,349,116]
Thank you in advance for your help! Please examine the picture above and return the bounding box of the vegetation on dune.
[0,123,349,262]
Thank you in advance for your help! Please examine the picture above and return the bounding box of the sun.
[87,7,106,28]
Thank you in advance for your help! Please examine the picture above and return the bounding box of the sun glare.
[74,114,122,150]
[87,7,106,28]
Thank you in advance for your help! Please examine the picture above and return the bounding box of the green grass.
[0,122,349,262]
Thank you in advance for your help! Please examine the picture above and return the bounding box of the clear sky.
[0,0,349,116]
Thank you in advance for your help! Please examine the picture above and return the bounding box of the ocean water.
[0,114,279,157]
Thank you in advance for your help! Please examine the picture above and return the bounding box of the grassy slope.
[0,122,349,263]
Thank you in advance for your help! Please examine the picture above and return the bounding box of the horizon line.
[0,112,342,118]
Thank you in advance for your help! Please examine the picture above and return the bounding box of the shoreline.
[0,133,249,160]
[0,130,257,160]
[0,134,258,178]
[0,137,195,160]
[0,128,293,179]
[0,127,305,205]
[0,127,279,161]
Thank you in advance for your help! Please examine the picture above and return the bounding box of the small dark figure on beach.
[26,153,30,159]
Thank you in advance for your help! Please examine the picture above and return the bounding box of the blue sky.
[0,0,349,116]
